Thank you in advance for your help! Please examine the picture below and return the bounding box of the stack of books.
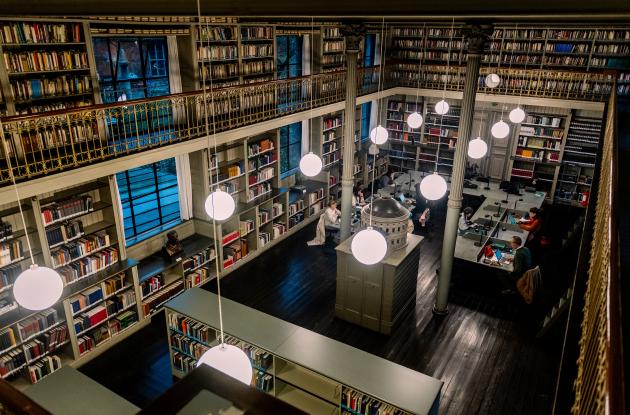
[56,246,119,284]
[50,232,111,268]
[41,195,93,226]
[0,240,23,266]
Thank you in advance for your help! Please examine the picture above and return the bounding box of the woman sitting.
[352,185,365,206]
[307,200,341,246]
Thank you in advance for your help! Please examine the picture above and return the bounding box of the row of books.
[73,305,107,334]
[103,273,128,297]
[170,333,209,360]
[140,274,164,299]
[105,291,136,316]
[216,162,244,183]
[46,219,83,246]
[56,247,118,285]
[248,182,272,202]
[23,325,68,362]
[69,285,103,314]
[0,240,23,266]
[323,27,342,38]
[342,387,402,415]
[50,233,111,268]
[323,141,338,154]
[249,167,274,185]
[254,371,273,392]
[0,328,17,353]
[248,138,274,157]
[41,195,93,226]
[222,230,240,247]
[517,136,561,150]
[241,27,273,40]
[197,45,238,61]
[0,22,83,44]
[258,231,271,247]
[289,200,305,216]
[239,219,255,236]
[18,122,99,153]
[15,98,91,115]
[425,127,458,139]
[272,222,286,240]
[168,312,214,344]
[110,310,137,334]
[182,247,215,274]
[322,54,345,66]
[289,212,305,229]
[240,44,273,58]
[198,26,237,42]
[142,281,184,316]
[323,41,344,53]
[308,189,325,205]
[248,153,276,171]
[218,181,240,195]
[18,309,59,340]
[10,75,91,101]
[28,354,62,383]
[243,344,273,370]
[3,50,89,73]
[223,241,247,269]
[172,351,196,374]
[323,151,340,167]
[393,39,463,50]
[515,148,560,162]
[0,349,26,377]
[520,126,564,139]
[199,63,238,80]
[392,50,460,61]
[185,268,210,289]
[0,220,13,241]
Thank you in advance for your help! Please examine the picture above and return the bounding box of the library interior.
[0,1,627,414]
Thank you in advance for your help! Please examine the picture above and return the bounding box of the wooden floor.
[81,200,571,414]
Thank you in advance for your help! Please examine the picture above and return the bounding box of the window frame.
[276,35,303,80]
[279,122,303,178]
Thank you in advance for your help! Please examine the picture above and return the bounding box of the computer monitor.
[398,193,405,203]
[495,249,503,262]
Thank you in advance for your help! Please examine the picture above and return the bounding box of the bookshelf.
[391,26,465,67]
[165,288,442,415]
[239,25,275,84]
[136,235,215,318]
[385,98,422,173]
[555,116,602,207]
[0,20,95,115]
[246,134,278,203]
[322,27,345,73]
[509,111,570,200]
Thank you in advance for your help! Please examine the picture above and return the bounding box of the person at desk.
[501,235,532,294]
[458,207,479,235]
[352,185,365,206]
[518,207,542,241]
[307,200,341,246]
[379,168,395,188]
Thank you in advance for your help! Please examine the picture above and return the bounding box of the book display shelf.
[137,235,215,318]
[0,20,95,116]
[423,102,460,178]
[509,111,570,200]
[166,288,442,415]
[246,134,278,203]
[391,26,465,67]
[555,116,602,207]
[322,27,345,73]
[195,23,276,89]
[385,99,422,173]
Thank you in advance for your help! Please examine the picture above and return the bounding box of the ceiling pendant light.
[406,112,423,129]
[468,137,488,159]
[299,152,323,177]
[204,189,235,221]
[491,119,510,139]
[370,125,389,145]
[509,106,526,124]
[351,226,387,265]
[419,172,448,200]
[13,265,63,311]
[434,99,449,115]
[485,73,501,88]
[197,343,253,384]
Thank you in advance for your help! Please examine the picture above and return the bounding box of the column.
[339,27,362,242]
[434,25,490,315]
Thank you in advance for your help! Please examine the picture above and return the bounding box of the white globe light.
[406,112,423,129]
[468,137,488,159]
[299,152,323,177]
[509,106,526,124]
[369,125,389,145]
[491,119,510,139]
[351,227,388,265]
[419,172,448,201]
[434,100,450,115]
[485,73,501,88]
[204,189,235,221]
[13,264,63,310]
[197,344,253,385]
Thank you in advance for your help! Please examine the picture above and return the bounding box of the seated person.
[501,235,532,294]
[307,200,341,246]
[352,185,365,206]
[379,168,395,188]
[518,207,542,241]
[458,207,479,235]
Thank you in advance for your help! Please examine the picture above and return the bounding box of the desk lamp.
[493,201,502,218]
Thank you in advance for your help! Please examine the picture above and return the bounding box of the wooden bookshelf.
[385,98,423,173]
[246,134,278,203]
[166,288,442,415]
[321,27,345,73]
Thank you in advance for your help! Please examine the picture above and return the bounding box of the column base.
[432,305,449,316]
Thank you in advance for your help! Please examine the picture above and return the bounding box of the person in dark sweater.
[501,235,532,294]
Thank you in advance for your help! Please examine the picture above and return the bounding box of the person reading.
[518,207,542,241]
[458,207,479,235]
[352,185,365,206]
[501,235,532,294]
[307,200,341,246]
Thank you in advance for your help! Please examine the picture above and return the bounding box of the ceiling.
[2,0,630,22]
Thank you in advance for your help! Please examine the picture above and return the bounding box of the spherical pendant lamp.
[509,106,526,124]
[369,125,389,145]
[419,172,448,201]
[485,73,501,88]
[204,189,235,221]
[13,264,63,310]
[299,152,323,177]
[197,344,253,385]
[434,100,450,115]
[468,137,488,159]
[491,119,510,139]
[406,112,423,129]
[351,227,388,265]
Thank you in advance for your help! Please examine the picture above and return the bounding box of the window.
[361,102,372,141]
[93,37,170,103]
[364,34,376,67]
[116,158,181,244]
[279,122,302,176]
[276,35,303,79]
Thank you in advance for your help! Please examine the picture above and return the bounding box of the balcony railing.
[570,89,625,415]
[0,65,615,187]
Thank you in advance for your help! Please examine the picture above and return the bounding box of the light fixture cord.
[376,17,386,126]
[309,17,314,154]
[414,23,426,110]
[441,17,455,100]
[0,120,35,266]
[517,31,531,107]
[196,0,225,345]
[501,23,518,120]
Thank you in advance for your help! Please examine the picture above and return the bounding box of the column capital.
[340,23,365,52]
[462,24,493,55]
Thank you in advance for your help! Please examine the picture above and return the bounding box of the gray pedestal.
[335,234,423,334]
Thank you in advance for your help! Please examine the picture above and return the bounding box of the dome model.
[361,197,411,252]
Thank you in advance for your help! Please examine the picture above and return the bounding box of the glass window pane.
[93,38,112,82]
[289,143,301,171]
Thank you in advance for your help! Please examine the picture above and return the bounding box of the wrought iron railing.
[0,64,615,187]
[570,89,625,415]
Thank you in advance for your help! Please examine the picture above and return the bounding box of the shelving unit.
[321,27,345,73]
[165,288,442,415]
[385,99,422,173]
[246,134,278,203]
[555,116,601,207]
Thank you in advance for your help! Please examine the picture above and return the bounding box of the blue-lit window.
[364,34,376,67]
[276,35,303,79]
[116,158,181,244]
[361,102,372,141]
[279,122,302,176]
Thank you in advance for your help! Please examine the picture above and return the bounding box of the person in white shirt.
[352,186,365,206]
[307,200,341,246]
[458,207,476,235]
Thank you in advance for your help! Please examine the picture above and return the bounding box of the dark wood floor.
[81,200,574,414]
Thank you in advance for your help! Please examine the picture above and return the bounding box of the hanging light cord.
[517,31,531,107]
[440,17,455,101]
[375,17,386,127]
[196,0,225,345]
[0,120,35,266]
[414,23,426,112]
[501,23,518,120]
[309,18,314,154]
